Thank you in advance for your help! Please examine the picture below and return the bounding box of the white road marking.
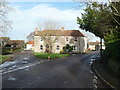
[2,61,42,74]
[8,77,16,81]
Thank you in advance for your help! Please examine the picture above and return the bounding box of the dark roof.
[35,30,85,37]
[9,40,25,45]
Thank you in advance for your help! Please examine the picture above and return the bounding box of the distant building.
[9,40,25,48]
[88,41,105,51]
[34,27,88,53]
[26,40,34,50]
[0,37,10,47]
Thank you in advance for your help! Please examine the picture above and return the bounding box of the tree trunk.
[100,37,103,58]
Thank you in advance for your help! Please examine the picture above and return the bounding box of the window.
[74,37,77,41]
[40,45,43,50]
[56,45,59,50]
[66,37,68,42]
[73,46,76,50]
[40,37,43,41]
[56,38,59,42]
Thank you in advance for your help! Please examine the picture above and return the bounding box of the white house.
[26,40,34,50]
[34,27,88,53]
[88,41,105,51]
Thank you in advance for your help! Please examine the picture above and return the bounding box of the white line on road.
[1,61,42,74]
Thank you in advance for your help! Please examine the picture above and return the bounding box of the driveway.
[0,51,45,73]
[2,51,110,88]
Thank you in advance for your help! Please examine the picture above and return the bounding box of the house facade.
[26,40,34,50]
[34,27,88,53]
[0,37,10,47]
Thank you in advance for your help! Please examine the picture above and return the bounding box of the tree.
[27,20,62,41]
[77,2,120,42]
[35,20,62,53]
[38,20,61,30]
[0,0,11,36]
[26,32,34,41]
[77,1,120,60]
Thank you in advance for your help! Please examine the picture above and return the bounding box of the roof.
[35,30,85,37]
[9,40,25,45]
[0,37,10,40]
[26,41,34,44]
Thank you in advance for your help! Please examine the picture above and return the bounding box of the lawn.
[0,55,9,64]
[34,53,70,59]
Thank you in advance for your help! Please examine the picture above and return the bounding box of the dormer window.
[66,37,68,42]
[75,37,77,41]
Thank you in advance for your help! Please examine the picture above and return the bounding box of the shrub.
[105,39,120,61]
[104,39,120,73]
[63,44,73,53]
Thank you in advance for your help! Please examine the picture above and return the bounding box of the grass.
[0,55,9,64]
[93,61,120,89]
[7,49,23,53]
[34,53,70,59]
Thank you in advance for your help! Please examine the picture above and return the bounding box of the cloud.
[8,3,99,41]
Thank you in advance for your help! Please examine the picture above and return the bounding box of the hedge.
[104,39,120,73]
[0,47,22,55]
[105,39,120,61]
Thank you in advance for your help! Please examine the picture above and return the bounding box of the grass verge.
[0,55,10,64]
[34,53,70,59]
[93,61,120,90]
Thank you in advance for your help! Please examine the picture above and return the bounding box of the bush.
[105,39,120,61]
[104,39,120,73]
[108,59,120,73]
[0,47,22,55]
[63,44,73,53]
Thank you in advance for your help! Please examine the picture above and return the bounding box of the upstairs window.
[66,37,68,42]
[40,45,43,50]
[40,37,43,41]
[56,45,59,50]
[75,37,77,41]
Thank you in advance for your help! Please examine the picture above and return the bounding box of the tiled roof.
[35,30,85,37]
[26,40,34,44]
[0,37,10,40]
[9,40,25,45]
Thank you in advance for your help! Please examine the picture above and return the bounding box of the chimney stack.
[61,27,64,31]
[35,28,39,34]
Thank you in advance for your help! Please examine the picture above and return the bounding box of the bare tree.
[38,20,62,53]
[26,32,34,41]
[38,20,61,30]
[0,0,11,36]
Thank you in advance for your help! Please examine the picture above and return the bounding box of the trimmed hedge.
[0,47,22,55]
[104,39,120,73]
[105,39,120,61]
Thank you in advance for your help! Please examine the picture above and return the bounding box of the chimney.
[61,27,64,31]
[35,28,39,34]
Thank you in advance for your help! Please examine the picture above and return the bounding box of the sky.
[7,0,100,42]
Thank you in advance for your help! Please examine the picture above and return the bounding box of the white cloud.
[8,3,99,41]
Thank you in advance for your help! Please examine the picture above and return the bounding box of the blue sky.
[7,1,100,41]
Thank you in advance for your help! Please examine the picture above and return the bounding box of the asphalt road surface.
[2,51,109,89]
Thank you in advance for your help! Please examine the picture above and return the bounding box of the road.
[2,51,109,89]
